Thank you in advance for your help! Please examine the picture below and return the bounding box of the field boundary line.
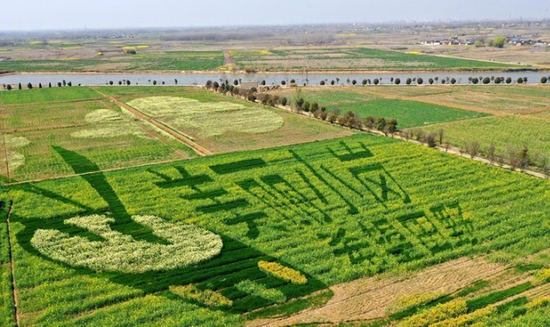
[5,200,20,327]
[0,123,89,134]
[91,89,213,156]
[4,157,186,186]
[1,134,10,181]
[0,96,103,108]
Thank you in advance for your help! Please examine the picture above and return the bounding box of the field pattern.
[232,47,517,71]
[0,51,225,72]
[114,88,353,154]
[7,134,550,326]
[127,96,283,137]
[330,99,489,128]
[0,88,193,181]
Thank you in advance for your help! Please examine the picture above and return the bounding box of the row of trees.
[402,128,550,177]
[204,81,399,135]
[314,76,545,86]
[3,80,80,90]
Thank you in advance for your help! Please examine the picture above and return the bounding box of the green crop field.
[0,86,354,181]
[423,115,550,167]
[0,87,102,105]
[331,99,489,128]
[232,47,519,71]
[272,88,382,106]
[0,196,13,327]
[0,87,194,181]
[0,51,224,72]
[3,133,550,326]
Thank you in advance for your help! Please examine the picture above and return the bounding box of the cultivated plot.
[414,90,550,114]
[423,115,550,166]
[331,99,489,128]
[6,134,550,326]
[0,51,225,72]
[0,88,194,181]
[117,87,353,153]
[232,48,517,71]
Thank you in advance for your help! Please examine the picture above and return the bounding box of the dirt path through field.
[92,89,213,156]
[223,50,237,70]
[248,257,506,327]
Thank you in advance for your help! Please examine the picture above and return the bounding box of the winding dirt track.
[92,89,213,156]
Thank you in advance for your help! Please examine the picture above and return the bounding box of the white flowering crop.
[31,215,223,273]
[127,96,283,137]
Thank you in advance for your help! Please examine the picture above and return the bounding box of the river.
[0,71,549,86]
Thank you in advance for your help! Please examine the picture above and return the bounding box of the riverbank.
[1,65,548,77]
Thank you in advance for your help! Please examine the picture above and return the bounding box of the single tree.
[386,119,398,134]
[488,144,496,163]
[426,133,437,148]
[6,84,12,91]
[436,129,444,144]
[466,140,481,159]
[27,83,33,89]
[363,116,375,129]
[375,118,386,131]
[519,146,530,170]
[302,102,311,112]
[417,78,423,85]
[394,78,401,85]
[311,102,319,113]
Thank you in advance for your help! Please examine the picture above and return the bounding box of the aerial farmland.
[1,1,550,327]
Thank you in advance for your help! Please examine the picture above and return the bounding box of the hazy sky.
[2,0,549,31]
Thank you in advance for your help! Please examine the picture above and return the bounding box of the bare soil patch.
[248,257,506,327]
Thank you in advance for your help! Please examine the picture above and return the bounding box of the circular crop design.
[127,96,283,137]
[31,215,223,273]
